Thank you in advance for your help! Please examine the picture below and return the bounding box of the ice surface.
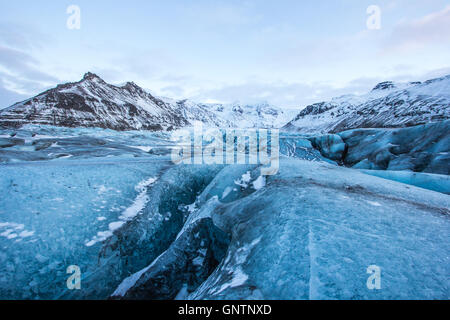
[1,125,449,300]
[0,158,166,299]
[309,134,347,161]
[279,133,335,164]
[360,170,450,194]
[339,121,450,175]
[187,159,449,300]
[0,126,176,299]
[111,196,230,300]
[114,158,449,300]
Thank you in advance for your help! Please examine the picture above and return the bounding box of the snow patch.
[85,177,158,247]
[130,146,152,153]
[234,171,251,188]
[0,223,34,241]
[252,176,266,190]
[366,201,382,207]
[221,187,233,199]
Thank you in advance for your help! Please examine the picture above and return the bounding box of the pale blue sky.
[1,0,450,109]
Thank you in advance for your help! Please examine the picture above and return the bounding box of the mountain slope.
[0,73,190,131]
[0,73,292,130]
[172,99,295,129]
[283,75,450,134]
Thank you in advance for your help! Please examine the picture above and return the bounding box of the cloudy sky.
[1,0,450,109]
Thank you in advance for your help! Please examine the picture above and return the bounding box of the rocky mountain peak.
[0,72,290,131]
[372,81,396,91]
[284,74,450,134]
[123,81,145,93]
[82,72,102,81]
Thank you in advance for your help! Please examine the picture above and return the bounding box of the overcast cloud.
[0,0,449,109]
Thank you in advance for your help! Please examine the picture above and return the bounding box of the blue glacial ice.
[360,170,450,195]
[338,120,450,175]
[115,159,450,300]
[0,125,449,300]
[0,158,165,299]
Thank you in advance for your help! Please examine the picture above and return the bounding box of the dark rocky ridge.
[0,73,188,131]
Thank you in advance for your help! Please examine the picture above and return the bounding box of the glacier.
[114,159,449,300]
[0,124,449,300]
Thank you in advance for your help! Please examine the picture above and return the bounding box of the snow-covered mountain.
[283,75,450,133]
[0,73,292,130]
[173,99,295,129]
